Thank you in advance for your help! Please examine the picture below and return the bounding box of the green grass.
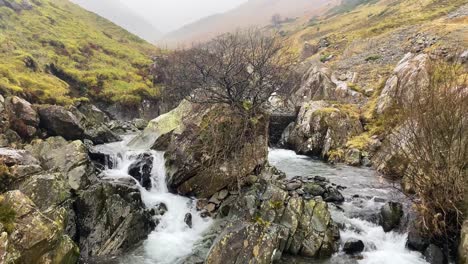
[0,0,160,105]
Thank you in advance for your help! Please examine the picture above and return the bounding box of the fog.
[121,0,248,33]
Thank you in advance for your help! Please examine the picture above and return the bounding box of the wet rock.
[345,148,361,166]
[127,153,153,190]
[185,213,193,228]
[217,189,229,200]
[75,182,155,258]
[287,181,302,191]
[323,187,345,204]
[5,96,39,138]
[407,227,429,252]
[0,190,79,263]
[343,239,365,254]
[314,176,327,182]
[37,105,85,140]
[303,183,325,196]
[269,113,296,145]
[460,221,468,264]
[151,203,168,216]
[379,202,403,232]
[85,125,122,145]
[424,244,445,264]
[286,101,363,158]
[205,203,217,213]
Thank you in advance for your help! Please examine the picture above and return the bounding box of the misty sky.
[121,0,248,33]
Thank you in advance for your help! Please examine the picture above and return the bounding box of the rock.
[286,181,302,191]
[303,183,325,196]
[127,153,153,190]
[343,239,365,254]
[301,41,319,59]
[424,244,445,264]
[25,137,96,190]
[133,119,148,130]
[76,103,110,125]
[345,148,361,166]
[379,202,403,232]
[376,53,430,114]
[217,189,229,200]
[151,203,168,216]
[293,66,365,106]
[161,103,269,198]
[278,122,295,148]
[323,187,345,204]
[0,190,79,263]
[19,172,70,211]
[286,101,363,158]
[205,203,217,213]
[37,105,85,140]
[407,227,429,252]
[0,148,39,167]
[5,96,39,138]
[184,213,193,228]
[460,221,468,264]
[84,125,122,145]
[74,182,154,258]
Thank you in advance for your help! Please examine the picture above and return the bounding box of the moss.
[346,133,372,150]
[269,200,283,210]
[347,82,365,94]
[365,54,381,62]
[0,0,159,105]
[328,149,344,161]
[254,216,271,228]
[0,198,16,233]
[0,165,12,193]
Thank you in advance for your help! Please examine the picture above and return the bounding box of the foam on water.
[95,135,212,264]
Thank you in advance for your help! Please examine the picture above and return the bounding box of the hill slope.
[160,0,340,47]
[70,0,162,42]
[0,0,159,106]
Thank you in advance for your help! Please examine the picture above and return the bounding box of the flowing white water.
[94,135,212,264]
[269,149,428,264]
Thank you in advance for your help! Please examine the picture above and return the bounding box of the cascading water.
[93,135,212,264]
[269,149,428,264]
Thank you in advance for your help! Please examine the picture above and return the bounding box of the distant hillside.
[0,0,159,106]
[70,0,162,42]
[160,0,341,47]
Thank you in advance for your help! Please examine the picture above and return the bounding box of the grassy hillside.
[0,0,159,106]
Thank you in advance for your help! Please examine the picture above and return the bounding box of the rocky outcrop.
[460,221,468,264]
[284,101,363,158]
[293,66,365,106]
[0,190,79,264]
[37,105,85,141]
[376,53,430,114]
[269,113,296,145]
[5,96,39,138]
[204,172,340,263]
[74,182,155,258]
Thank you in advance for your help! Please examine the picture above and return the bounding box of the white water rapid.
[93,135,212,264]
[269,149,428,264]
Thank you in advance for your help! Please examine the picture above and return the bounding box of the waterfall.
[94,135,212,264]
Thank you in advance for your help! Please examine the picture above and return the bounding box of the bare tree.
[162,29,298,115]
[388,59,467,244]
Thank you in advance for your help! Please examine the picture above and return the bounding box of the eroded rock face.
[5,96,39,138]
[285,101,363,158]
[376,53,430,114]
[0,190,79,264]
[293,66,365,106]
[74,183,155,258]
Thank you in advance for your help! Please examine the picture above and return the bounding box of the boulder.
[379,202,403,232]
[74,182,155,258]
[25,137,97,190]
[376,53,430,114]
[286,101,363,158]
[424,244,445,264]
[75,103,110,126]
[84,124,121,145]
[0,190,79,264]
[460,221,468,264]
[127,153,153,190]
[345,148,361,166]
[292,66,364,106]
[343,239,365,254]
[37,105,85,140]
[5,96,39,138]
[407,227,429,252]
